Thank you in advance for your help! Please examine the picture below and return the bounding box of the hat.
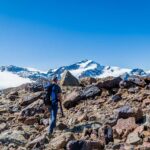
[52,76,58,82]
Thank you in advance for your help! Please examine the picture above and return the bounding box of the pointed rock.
[60,71,80,86]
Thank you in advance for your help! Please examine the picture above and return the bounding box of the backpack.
[43,84,53,106]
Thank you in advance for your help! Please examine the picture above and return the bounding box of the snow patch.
[70,63,97,78]
[98,67,131,78]
[26,67,47,73]
[79,60,92,68]
[0,71,31,90]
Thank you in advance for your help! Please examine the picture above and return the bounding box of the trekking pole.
[59,101,65,117]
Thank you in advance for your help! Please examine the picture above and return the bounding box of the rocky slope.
[0,72,150,150]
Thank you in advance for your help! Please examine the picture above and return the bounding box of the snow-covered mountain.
[0,65,47,80]
[0,60,149,89]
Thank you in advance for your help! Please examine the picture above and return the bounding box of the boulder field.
[0,73,150,150]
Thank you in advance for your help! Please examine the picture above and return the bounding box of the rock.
[20,91,43,106]
[80,85,101,99]
[60,71,80,86]
[0,123,7,133]
[96,77,122,90]
[80,77,97,86]
[20,99,44,117]
[115,105,143,121]
[134,125,144,134]
[64,85,101,109]
[24,116,38,125]
[110,94,122,102]
[77,114,88,122]
[128,76,146,87]
[7,91,19,101]
[89,115,97,121]
[27,134,47,148]
[91,123,102,130]
[103,125,114,145]
[143,115,150,126]
[0,108,7,114]
[142,142,150,149]
[0,130,27,146]
[126,132,141,145]
[63,91,81,109]
[50,132,75,149]
[119,80,134,88]
[9,104,20,113]
[66,140,104,150]
[25,83,43,92]
[41,119,49,126]
[56,122,68,130]
[142,99,150,108]
[128,87,140,93]
[68,118,78,126]
[18,116,26,123]
[113,117,137,138]
[146,84,150,89]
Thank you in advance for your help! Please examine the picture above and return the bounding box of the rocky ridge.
[0,72,150,150]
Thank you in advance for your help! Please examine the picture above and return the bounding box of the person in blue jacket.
[48,76,62,136]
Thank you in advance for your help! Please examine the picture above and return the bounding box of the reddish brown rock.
[113,117,137,138]
[63,91,81,109]
[18,116,26,123]
[77,114,88,122]
[24,117,38,125]
[142,99,150,108]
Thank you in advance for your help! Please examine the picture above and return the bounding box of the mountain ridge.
[0,60,149,80]
[0,60,149,89]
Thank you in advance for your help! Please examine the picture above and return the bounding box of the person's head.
[52,76,58,84]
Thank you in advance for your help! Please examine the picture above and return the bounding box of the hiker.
[48,76,62,136]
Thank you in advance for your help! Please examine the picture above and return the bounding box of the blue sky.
[0,0,150,70]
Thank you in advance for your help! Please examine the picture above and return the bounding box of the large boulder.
[96,77,122,90]
[119,80,134,89]
[128,76,146,87]
[113,117,137,138]
[80,85,101,99]
[20,99,44,117]
[60,71,80,86]
[25,83,43,92]
[63,91,81,109]
[63,85,101,109]
[114,105,143,122]
[20,91,43,106]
